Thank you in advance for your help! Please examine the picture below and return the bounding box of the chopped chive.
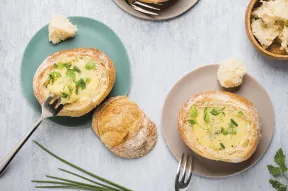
[230,119,238,127]
[32,141,132,191]
[220,143,225,149]
[58,168,121,191]
[188,119,197,125]
[85,61,96,70]
[63,62,72,69]
[46,175,105,190]
[204,108,210,123]
[73,66,81,73]
[190,105,198,119]
[86,78,91,84]
[222,129,228,135]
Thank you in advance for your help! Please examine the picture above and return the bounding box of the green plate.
[21,16,131,127]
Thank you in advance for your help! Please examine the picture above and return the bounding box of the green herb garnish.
[230,119,238,127]
[269,180,287,191]
[66,69,76,81]
[85,61,96,70]
[63,62,72,69]
[268,165,282,177]
[238,111,244,116]
[275,149,288,172]
[48,72,61,84]
[220,143,225,149]
[72,66,81,73]
[267,148,288,191]
[54,62,71,69]
[86,78,91,84]
[210,108,225,116]
[32,141,132,191]
[190,105,198,119]
[222,128,228,135]
[60,92,69,99]
[204,108,210,123]
[188,120,197,125]
[75,78,86,94]
[188,105,208,130]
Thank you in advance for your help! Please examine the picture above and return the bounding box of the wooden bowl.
[245,0,288,60]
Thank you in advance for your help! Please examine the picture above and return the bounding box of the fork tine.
[55,103,65,114]
[184,154,193,186]
[50,96,61,108]
[132,5,159,16]
[44,94,54,105]
[179,154,187,182]
[134,1,160,10]
[176,154,184,177]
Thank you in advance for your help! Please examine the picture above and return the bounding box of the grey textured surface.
[0,0,288,190]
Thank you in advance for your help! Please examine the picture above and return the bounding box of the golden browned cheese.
[92,96,157,158]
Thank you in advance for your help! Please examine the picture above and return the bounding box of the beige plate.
[162,64,274,177]
[113,0,199,21]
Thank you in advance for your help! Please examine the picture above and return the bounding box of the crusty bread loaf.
[92,96,157,159]
[33,48,115,117]
[178,90,261,163]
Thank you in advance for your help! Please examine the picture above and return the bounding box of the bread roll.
[33,48,115,117]
[178,90,261,163]
[92,96,157,158]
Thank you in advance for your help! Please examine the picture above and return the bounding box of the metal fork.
[0,94,64,176]
[126,0,164,16]
[175,153,194,191]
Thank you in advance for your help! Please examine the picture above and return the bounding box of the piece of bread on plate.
[33,48,116,117]
[48,16,77,44]
[178,90,261,163]
[92,96,157,159]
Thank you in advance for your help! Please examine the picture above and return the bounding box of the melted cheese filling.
[187,105,249,151]
[41,56,107,104]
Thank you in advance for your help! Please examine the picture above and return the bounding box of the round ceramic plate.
[162,64,274,177]
[113,0,199,21]
[21,16,131,127]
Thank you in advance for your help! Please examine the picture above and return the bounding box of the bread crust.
[33,48,116,117]
[92,96,157,159]
[178,90,261,163]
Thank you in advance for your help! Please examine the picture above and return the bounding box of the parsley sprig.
[268,148,288,191]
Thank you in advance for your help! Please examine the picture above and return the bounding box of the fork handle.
[0,118,43,176]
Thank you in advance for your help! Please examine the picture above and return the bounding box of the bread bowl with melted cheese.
[33,48,116,117]
[178,90,261,163]
[92,96,157,159]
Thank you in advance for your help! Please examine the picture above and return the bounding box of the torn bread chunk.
[48,16,77,44]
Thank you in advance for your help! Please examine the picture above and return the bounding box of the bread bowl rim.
[178,90,262,163]
[33,47,116,117]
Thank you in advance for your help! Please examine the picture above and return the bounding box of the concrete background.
[1,0,288,190]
